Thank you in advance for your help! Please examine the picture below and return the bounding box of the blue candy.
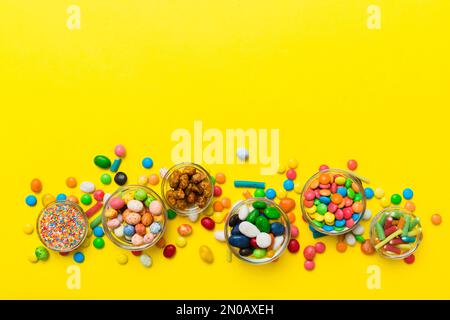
[93,226,104,237]
[56,193,67,201]
[123,224,135,237]
[149,222,161,233]
[364,187,374,199]
[403,188,414,200]
[335,219,346,227]
[110,158,122,172]
[270,222,285,236]
[322,225,334,232]
[25,195,37,207]
[319,196,331,205]
[352,213,360,221]
[283,179,294,191]
[309,225,326,238]
[337,187,347,197]
[265,188,276,200]
[142,157,153,169]
[228,235,250,248]
[231,224,241,236]
[73,252,85,263]
[234,180,265,189]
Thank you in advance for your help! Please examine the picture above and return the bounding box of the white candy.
[236,148,249,161]
[140,254,152,268]
[127,200,144,212]
[159,167,168,178]
[256,232,272,248]
[238,205,249,220]
[272,236,284,251]
[352,224,365,235]
[362,209,372,221]
[188,213,199,222]
[345,233,356,246]
[238,221,260,238]
[114,225,124,237]
[214,231,225,242]
[80,181,95,193]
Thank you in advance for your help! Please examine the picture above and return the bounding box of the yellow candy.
[137,175,148,185]
[314,214,324,222]
[287,159,298,169]
[277,165,286,174]
[335,177,346,185]
[380,197,390,208]
[175,236,187,248]
[294,183,302,194]
[116,253,128,265]
[28,253,38,263]
[199,245,214,264]
[266,250,275,258]
[203,207,214,216]
[375,188,385,199]
[276,189,287,199]
[305,205,317,215]
[324,212,335,225]
[122,192,134,203]
[212,211,227,224]
[23,223,34,235]
[42,194,55,207]
[82,240,90,248]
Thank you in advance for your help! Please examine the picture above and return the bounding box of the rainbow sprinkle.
[38,201,87,251]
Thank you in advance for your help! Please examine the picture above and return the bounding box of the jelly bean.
[114,172,127,186]
[253,201,267,210]
[25,195,37,207]
[286,169,297,180]
[347,159,358,171]
[404,254,415,264]
[374,188,385,199]
[229,235,250,248]
[236,148,249,161]
[431,214,442,225]
[80,181,95,193]
[201,217,215,230]
[67,195,78,203]
[256,233,272,248]
[140,254,152,267]
[239,248,253,256]
[163,244,176,258]
[272,236,284,251]
[253,248,267,258]
[177,224,193,236]
[80,194,92,205]
[402,188,413,200]
[116,253,128,265]
[283,179,294,191]
[304,260,315,271]
[303,245,316,260]
[237,205,249,220]
[264,207,281,219]
[215,173,226,184]
[142,157,153,169]
[93,237,105,249]
[344,233,356,246]
[315,242,326,253]
[100,173,112,185]
[214,230,225,242]
[239,221,260,238]
[92,190,104,202]
[290,225,299,238]
[175,236,187,248]
[270,222,285,236]
[288,239,300,253]
[276,189,287,199]
[214,185,222,197]
[110,159,121,172]
[277,165,286,174]
[255,216,270,233]
[228,214,241,227]
[30,179,43,193]
[391,194,402,205]
[199,245,214,263]
[254,188,265,197]
[279,198,295,213]
[114,144,126,157]
[212,211,227,223]
[94,155,111,169]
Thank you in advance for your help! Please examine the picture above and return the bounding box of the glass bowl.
[224,198,291,264]
[161,162,214,216]
[37,200,88,252]
[102,185,167,251]
[370,206,422,259]
[301,168,367,235]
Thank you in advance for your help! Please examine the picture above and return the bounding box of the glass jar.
[224,198,291,264]
[102,185,167,251]
[301,168,367,235]
[370,206,422,259]
[161,162,214,216]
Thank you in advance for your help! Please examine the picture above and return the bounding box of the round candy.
[80,194,92,205]
[100,173,112,185]
[35,246,49,261]
[304,260,315,271]
[315,242,326,253]
[93,237,105,249]
[365,187,374,199]
[163,244,176,258]
[215,173,226,184]
[23,223,34,235]
[114,172,127,186]
[277,165,286,174]
[236,148,249,161]
[287,239,300,253]
[93,190,105,201]
[93,226,104,237]
[405,201,416,212]
[31,179,43,193]
[116,253,128,265]
[142,157,153,169]
[286,169,297,180]
[221,197,231,208]
[138,175,148,185]
[283,179,294,191]
[374,188,385,199]
[134,189,147,201]
[66,177,77,188]
[73,252,85,263]
[265,188,276,200]
[213,185,222,197]
[254,188,265,197]
[303,245,316,260]
[391,194,402,205]
[380,197,390,208]
[431,214,442,225]
[114,144,126,157]
[94,155,111,169]
[175,236,187,248]
[403,188,414,200]
[336,241,347,252]
[25,195,37,207]
[201,217,215,230]
[148,174,159,185]
[319,164,329,171]
[42,194,55,207]
[288,159,298,169]
[347,159,358,171]
[404,254,415,264]
[56,193,67,201]
[361,240,375,255]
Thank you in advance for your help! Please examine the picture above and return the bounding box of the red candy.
[404,254,415,264]
[93,190,105,201]
[319,165,329,171]
[347,159,358,171]
[163,244,176,258]
[304,260,315,271]
[213,185,222,197]
[286,169,297,180]
[131,250,142,256]
[249,238,258,248]
[201,217,215,230]
[315,242,326,253]
[288,239,300,253]
[303,245,316,260]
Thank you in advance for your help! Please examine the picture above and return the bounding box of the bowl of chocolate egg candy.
[225,198,291,264]
[161,162,214,216]
[102,185,167,250]
[370,206,422,259]
[301,168,367,236]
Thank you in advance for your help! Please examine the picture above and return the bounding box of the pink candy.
[286,169,297,180]
[115,144,126,157]
[303,245,316,260]
[290,225,299,238]
[109,197,125,210]
[304,260,315,271]
[149,200,163,215]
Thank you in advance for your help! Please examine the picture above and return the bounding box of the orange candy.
[66,177,77,188]
[319,189,331,196]
[156,237,166,248]
[352,202,364,213]
[310,179,320,189]
[405,201,416,212]
[221,197,231,208]
[215,173,226,184]
[243,190,252,199]
[279,197,296,213]
[319,173,330,185]
[336,241,347,253]
[331,193,343,204]
[67,195,78,203]
[148,174,159,185]
[431,214,442,225]
[30,179,42,193]
[287,211,296,223]
[213,201,224,212]
[361,240,375,255]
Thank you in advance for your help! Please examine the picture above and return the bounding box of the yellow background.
[0,0,449,299]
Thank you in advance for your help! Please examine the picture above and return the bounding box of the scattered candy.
[80,194,92,205]
[177,224,193,236]
[214,230,225,242]
[73,252,84,263]
[345,233,356,246]
[265,188,276,199]
[402,188,414,200]
[405,201,416,212]
[380,197,390,208]
[365,187,374,199]
[303,245,316,260]
[23,223,34,235]
[100,173,112,185]
[31,179,43,193]
[140,253,152,267]
[236,148,249,161]
[361,239,375,255]
[42,194,55,206]
[66,177,77,188]
[94,155,111,169]
[93,226,104,237]
[215,173,226,184]
[286,169,297,180]
[214,185,222,197]
[277,165,286,174]
[93,237,105,249]
[288,239,300,253]
[110,159,121,172]
[28,253,38,263]
[114,144,126,157]
[175,236,187,247]
[116,253,128,265]
[201,217,215,230]
[283,179,294,191]
[67,195,78,203]
[304,260,315,271]
[233,180,265,189]
[163,244,176,258]
[93,190,105,201]
[199,245,214,263]
[431,214,442,225]
[114,172,127,186]
[80,181,95,193]
[374,188,385,199]
[391,194,402,205]
[254,188,265,198]
[148,174,159,185]
[315,242,326,253]
[336,241,347,252]
[404,254,415,264]
[56,193,67,201]
[319,165,329,171]
[35,246,49,261]
[221,197,231,208]
[287,159,298,169]
[25,195,37,207]
[347,159,358,171]
[142,157,153,169]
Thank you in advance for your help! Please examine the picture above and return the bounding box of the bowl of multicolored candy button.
[224,198,291,264]
[102,185,167,251]
[301,168,367,235]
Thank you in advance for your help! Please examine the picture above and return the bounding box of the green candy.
[144,196,155,207]
[347,188,355,199]
[252,201,267,210]
[168,209,177,220]
[255,216,270,232]
[314,199,321,206]
[317,203,327,215]
[390,211,403,219]
[134,189,147,201]
[100,173,112,185]
[263,207,280,219]
[90,215,102,229]
[253,248,267,259]
[254,188,265,198]
[93,237,105,249]
[345,178,352,189]
[402,215,411,237]
[94,155,111,169]
[375,222,385,240]
[80,194,92,205]
[312,220,324,228]
[35,246,49,261]
[246,209,260,224]
[391,194,402,205]
[210,176,216,185]
[334,226,345,231]
[355,235,365,243]
[354,193,362,202]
